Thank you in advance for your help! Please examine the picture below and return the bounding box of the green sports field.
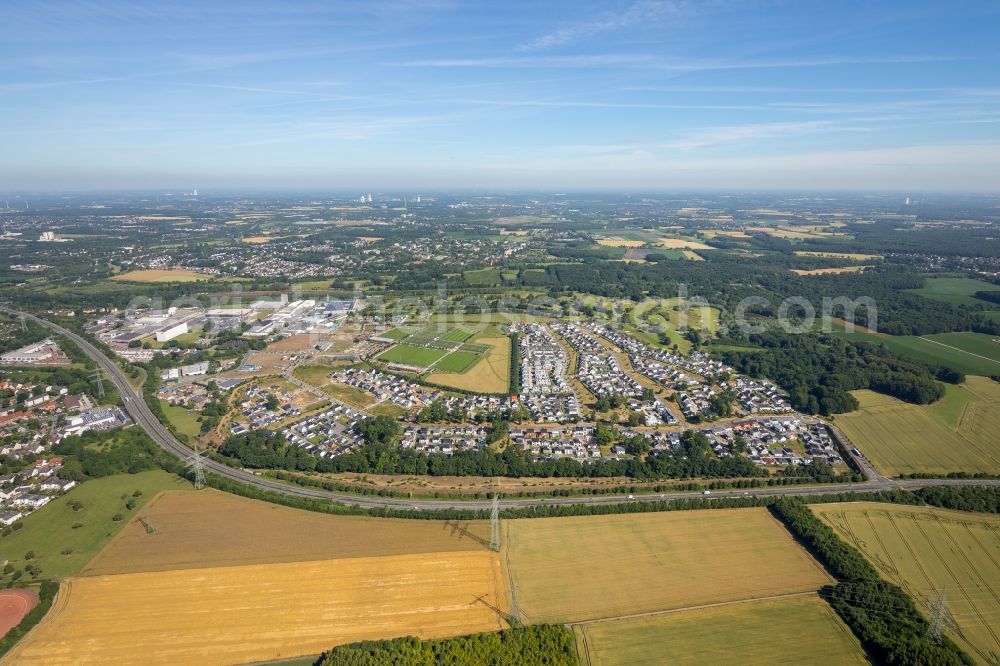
[462,266,502,286]
[441,328,474,343]
[376,325,484,371]
[376,343,447,368]
[433,351,479,373]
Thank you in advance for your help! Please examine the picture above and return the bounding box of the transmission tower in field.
[508,582,520,627]
[186,448,207,490]
[489,477,501,552]
[90,368,105,399]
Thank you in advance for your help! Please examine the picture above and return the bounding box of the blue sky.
[2,0,999,191]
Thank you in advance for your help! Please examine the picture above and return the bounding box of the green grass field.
[380,327,412,341]
[291,279,334,290]
[814,502,1000,663]
[574,595,866,666]
[325,383,376,408]
[922,331,1000,365]
[292,365,334,388]
[0,471,189,578]
[835,375,1000,475]
[905,276,998,307]
[434,351,480,373]
[830,324,1000,376]
[376,343,448,368]
[160,402,201,438]
[377,325,485,371]
[462,267,501,286]
[441,328,474,343]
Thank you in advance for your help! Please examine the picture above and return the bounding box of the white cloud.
[393,54,655,68]
[519,0,695,51]
[395,53,957,71]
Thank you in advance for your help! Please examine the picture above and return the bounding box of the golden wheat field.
[813,502,1000,663]
[504,509,832,624]
[5,552,507,666]
[84,489,489,575]
[835,377,1000,476]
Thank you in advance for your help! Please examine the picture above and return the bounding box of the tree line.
[317,625,578,666]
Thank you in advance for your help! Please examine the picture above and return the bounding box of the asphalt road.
[7,306,999,512]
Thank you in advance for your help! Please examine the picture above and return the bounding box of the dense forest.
[719,332,950,414]
[318,625,579,666]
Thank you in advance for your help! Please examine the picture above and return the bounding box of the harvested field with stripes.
[813,502,1000,663]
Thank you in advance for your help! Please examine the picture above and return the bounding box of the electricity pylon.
[489,477,501,552]
[186,448,207,490]
[90,368,105,398]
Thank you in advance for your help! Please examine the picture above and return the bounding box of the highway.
[6,306,999,512]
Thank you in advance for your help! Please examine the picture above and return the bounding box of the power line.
[490,476,501,552]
